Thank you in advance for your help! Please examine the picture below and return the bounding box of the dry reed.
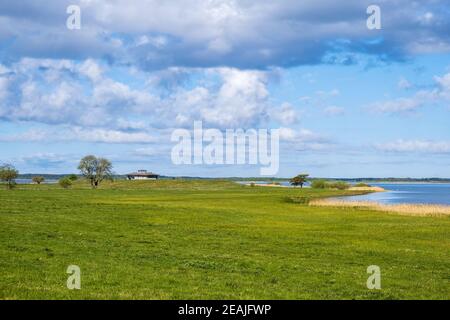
[310,199,450,217]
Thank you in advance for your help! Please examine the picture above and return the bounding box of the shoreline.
[243,182,450,216]
[317,185,450,216]
[310,199,450,217]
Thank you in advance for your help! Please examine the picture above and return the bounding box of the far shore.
[244,183,387,193]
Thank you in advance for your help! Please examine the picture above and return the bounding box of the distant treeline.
[18,174,450,183]
[201,177,450,183]
[18,174,125,180]
[320,178,450,183]
[18,174,71,180]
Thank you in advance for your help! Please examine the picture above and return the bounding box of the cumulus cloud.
[367,70,450,114]
[0,59,92,125]
[0,59,280,131]
[0,58,300,146]
[278,127,333,151]
[1,1,450,70]
[271,103,299,125]
[196,68,270,128]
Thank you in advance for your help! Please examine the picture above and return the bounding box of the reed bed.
[310,199,450,217]
[348,186,386,192]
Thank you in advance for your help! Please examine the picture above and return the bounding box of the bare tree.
[78,155,113,188]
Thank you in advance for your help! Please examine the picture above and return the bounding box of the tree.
[78,155,113,188]
[59,177,73,189]
[0,164,18,189]
[327,181,350,190]
[290,174,309,188]
[32,176,45,185]
[311,179,327,189]
[67,174,78,181]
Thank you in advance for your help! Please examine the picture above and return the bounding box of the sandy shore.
[244,184,387,192]
[248,185,387,191]
[253,183,290,188]
[348,186,386,192]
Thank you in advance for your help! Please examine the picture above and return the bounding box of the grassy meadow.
[0,179,449,299]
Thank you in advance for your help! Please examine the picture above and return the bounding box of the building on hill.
[126,170,159,180]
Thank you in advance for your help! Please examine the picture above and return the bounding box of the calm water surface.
[237,181,450,205]
[16,179,57,184]
[338,183,450,205]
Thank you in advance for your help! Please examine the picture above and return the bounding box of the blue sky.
[1,0,450,178]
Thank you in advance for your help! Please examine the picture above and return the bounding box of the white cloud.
[202,68,269,127]
[135,35,168,49]
[398,77,412,90]
[316,89,340,97]
[0,64,10,75]
[78,59,103,82]
[277,103,299,125]
[0,59,279,130]
[3,1,449,70]
[435,72,450,96]
[277,127,335,152]
[19,153,68,167]
[0,76,9,101]
[369,97,423,113]
[368,70,450,114]
[376,139,450,153]
[133,147,164,157]
[0,127,156,144]
[323,106,345,116]
[368,89,440,114]
[279,127,329,143]
[161,68,271,128]
[71,128,156,144]
[0,128,49,142]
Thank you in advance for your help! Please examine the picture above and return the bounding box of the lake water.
[16,179,58,184]
[237,181,450,205]
[237,181,310,187]
[337,183,450,205]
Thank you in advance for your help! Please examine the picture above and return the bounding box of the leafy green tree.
[78,155,113,188]
[290,174,309,188]
[311,180,350,190]
[67,174,78,181]
[0,164,18,189]
[327,181,350,190]
[311,179,327,189]
[355,182,370,187]
[32,176,45,185]
[58,177,73,189]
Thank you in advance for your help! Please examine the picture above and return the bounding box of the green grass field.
[0,179,449,299]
